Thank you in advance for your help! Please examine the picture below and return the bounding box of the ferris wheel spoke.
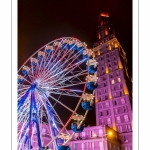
[39,47,72,81]
[18,88,31,112]
[24,70,34,83]
[35,89,66,147]
[40,44,80,81]
[40,57,86,85]
[53,81,86,90]
[18,105,30,123]
[43,39,64,70]
[48,49,80,79]
[47,43,72,71]
[54,71,87,86]
[35,90,63,128]
[39,42,65,78]
[40,70,87,88]
[37,87,76,116]
[43,94,69,129]
[55,58,86,80]
[48,95,75,114]
[49,89,82,98]
[49,48,74,73]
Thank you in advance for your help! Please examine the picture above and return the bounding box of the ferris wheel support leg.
[32,90,42,149]
[34,120,42,149]
[28,90,33,150]
[24,135,28,148]
[18,88,31,112]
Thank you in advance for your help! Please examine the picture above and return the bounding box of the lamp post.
[101,132,112,150]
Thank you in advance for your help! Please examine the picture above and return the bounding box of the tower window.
[114,61,117,65]
[115,108,119,114]
[106,110,110,115]
[99,103,103,109]
[99,90,101,95]
[99,97,102,101]
[107,54,110,57]
[99,129,103,136]
[111,80,115,84]
[113,51,116,55]
[118,78,121,82]
[107,118,111,124]
[81,143,85,149]
[116,71,119,76]
[119,126,122,132]
[103,76,106,80]
[114,100,117,105]
[124,136,128,142]
[112,86,115,90]
[123,106,127,112]
[120,91,123,96]
[110,74,113,78]
[113,93,116,97]
[100,112,103,116]
[100,119,104,125]
[121,98,125,104]
[124,115,129,122]
[125,147,130,150]
[105,95,108,100]
[106,102,109,107]
[117,116,121,123]
[126,124,131,132]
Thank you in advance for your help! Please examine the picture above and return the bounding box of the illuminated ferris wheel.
[17,37,98,150]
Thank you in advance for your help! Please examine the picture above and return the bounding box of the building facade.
[68,13,132,150]
[68,125,121,150]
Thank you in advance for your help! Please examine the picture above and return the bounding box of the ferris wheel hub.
[31,83,37,90]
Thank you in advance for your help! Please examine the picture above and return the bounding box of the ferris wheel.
[17,37,98,150]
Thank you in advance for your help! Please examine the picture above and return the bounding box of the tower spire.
[96,13,115,42]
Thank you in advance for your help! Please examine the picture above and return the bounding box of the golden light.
[112,123,117,130]
[118,60,123,68]
[108,132,112,136]
[124,86,129,95]
[105,67,109,74]
[92,51,95,58]
[100,13,109,17]
[118,77,121,82]
[93,133,97,138]
[109,94,112,99]
[114,41,119,48]
[105,27,108,35]
[98,49,100,55]
[108,44,112,50]
[95,98,98,103]
[98,32,101,39]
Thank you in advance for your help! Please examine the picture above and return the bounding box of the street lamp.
[101,132,112,150]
